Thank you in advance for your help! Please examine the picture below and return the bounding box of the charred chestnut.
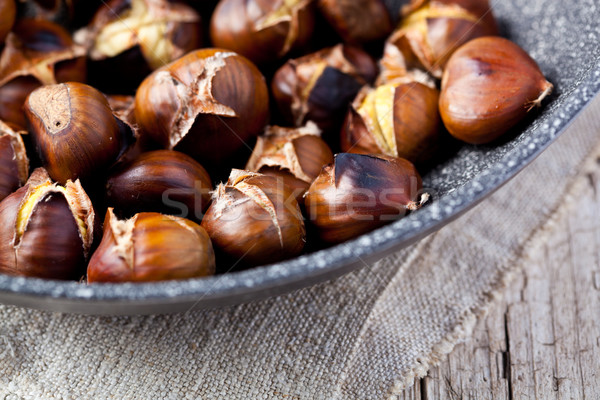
[271,44,377,134]
[304,153,426,243]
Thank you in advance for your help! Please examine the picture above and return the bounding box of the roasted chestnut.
[209,0,315,65]
[380,0,498,80]
[0,19,86,129]
[0,168,95,280]
[106,150,213,220]
[134,49,269,169]
[24,82,130,184]
[0,0,15,44]
[75,0,202,93]
[87,208,215,282]
[341,77,441,163]
[317,0,392,44]
[245,123,333,202]
[0,120,29,201]
[201,169,305,268]
[439,37,553,144]
[304,153,426,243]
[271,44,377,134]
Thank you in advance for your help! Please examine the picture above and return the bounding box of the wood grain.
[400,159,600,399]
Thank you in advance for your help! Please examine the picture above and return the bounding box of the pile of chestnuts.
[0,0,553,283]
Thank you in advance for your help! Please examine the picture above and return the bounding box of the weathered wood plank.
[401,166,600,400]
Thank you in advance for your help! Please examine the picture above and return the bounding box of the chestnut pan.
[0,0,599,315]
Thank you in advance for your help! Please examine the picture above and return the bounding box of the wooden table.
[400,140,600,398]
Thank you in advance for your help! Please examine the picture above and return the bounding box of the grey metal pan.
[0,0,598,314]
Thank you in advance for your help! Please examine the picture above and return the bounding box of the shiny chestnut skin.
[439,37,553,144]
[341,77,441,163]
[24,82,130,184]
[245,123,333,202]
[271,44,377,134]
[210,0,315,65]
[106,150,213,221]
[0,168,95,280]
[0,0,15,44]
[380,0,499,80]
[201,170,306,268]
[305,153,425,243]
[87,208,215,283]
[0,120,29,201]
[134,49,269,169]
[75,0,202,94]
[0,19,86,130]
[317,0,392,44]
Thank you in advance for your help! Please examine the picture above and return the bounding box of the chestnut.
[106,150,213,221]
[304,153,426,243]
[209,0,315,65]
[271,44,377,134]
[0,19,87,130]
[0,168,95,280]
[317,0,392,44]
[341,77,441,163]
[201,169,306,268]
[75,0,202,93]
[0,0,15,44]
[439,37,553,144]
[245,123,333,202]
[87,208,215,283]
[0,120,29,202]
[134,49,269,169]
[380,0,499,79]
[24,82,130,184]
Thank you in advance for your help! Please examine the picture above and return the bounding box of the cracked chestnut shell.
[271,44,377,134]
[210,0,315,65]
[0,19,87,130]
[106,150,213,221]
[24,82,130,184]
[201,169,306,268]
[304,153,425,244]
[245,123,333,202]
[75,0,202,94]
[341,77,441,163]
[380,0,498,80]
[134,49,269,168]
[0,168,95,280]
[439,37,554,144]
[87,208,215,283]
[317,0,392,44]
[0,120,29,201]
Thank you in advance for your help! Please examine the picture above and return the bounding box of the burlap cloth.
[0,95,598,399]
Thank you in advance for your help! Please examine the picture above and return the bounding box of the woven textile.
[0,96,599,400]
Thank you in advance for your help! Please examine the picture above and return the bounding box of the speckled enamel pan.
[0,0,599,314]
